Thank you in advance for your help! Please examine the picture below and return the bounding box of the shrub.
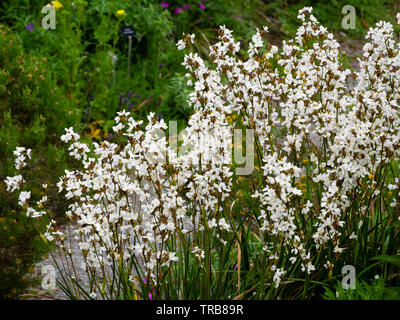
[0,24,79,299]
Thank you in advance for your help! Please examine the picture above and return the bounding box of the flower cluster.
[178,6,400,285]
[5,7,400,297]
[13,147,31,170]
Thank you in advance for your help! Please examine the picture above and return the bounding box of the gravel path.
[24,223,89,300]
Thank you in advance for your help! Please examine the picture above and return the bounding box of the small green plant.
[323,276,400,300]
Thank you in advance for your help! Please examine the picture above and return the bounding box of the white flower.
[349,232,357,240]
[61,127,80,143]
[334,245,344,254]
[177,33,195,51]
[218,218,231,231]
[177,39,186,51]
[191,246,205,260]
[13,147,31,169]
[18,191,31,206]
[272,267,285,288]
[4,175,24,192]
[112,122,124,133]
[108,51,118,65]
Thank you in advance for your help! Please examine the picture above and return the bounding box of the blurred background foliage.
[0,0,398,299]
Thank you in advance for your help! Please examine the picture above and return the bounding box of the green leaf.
[39,232,48,245]
[383,287,400,300]
[371,255,400,267]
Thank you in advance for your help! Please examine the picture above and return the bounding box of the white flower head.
[18,191,31,206]
[4,175,24,192]
[61,127,80,143]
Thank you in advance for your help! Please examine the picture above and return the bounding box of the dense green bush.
[0,24,80,299]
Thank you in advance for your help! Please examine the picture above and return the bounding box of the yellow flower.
[51,0,63,10]
[116,9,126,16]
[369,172,374,179]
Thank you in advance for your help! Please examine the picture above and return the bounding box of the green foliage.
[323,277,400,300]
[0,24,76,299]
[1,0,262,128]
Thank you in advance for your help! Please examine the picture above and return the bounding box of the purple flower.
[199,3,206,10]
[160,1,169,8]
[212,248,217,252]
[174,7,183,14]
[148,293,152,300]
[234,265,238,271]
[123,97,131,105]
[183,4,191,10]
[26,23,34,31]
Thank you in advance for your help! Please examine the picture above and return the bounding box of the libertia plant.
[5,7,400,299]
